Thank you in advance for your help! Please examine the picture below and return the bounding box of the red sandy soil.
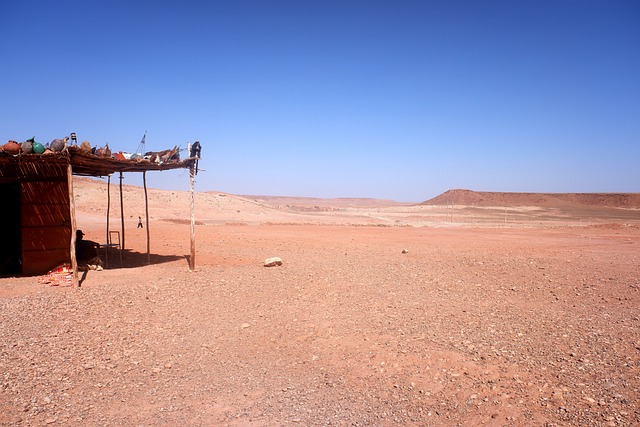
[1,178,639,426]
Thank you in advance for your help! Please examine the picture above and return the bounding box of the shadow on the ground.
[101,249,184,270]
[76,250,188,287]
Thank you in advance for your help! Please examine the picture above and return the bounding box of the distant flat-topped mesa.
[421,189,640,208]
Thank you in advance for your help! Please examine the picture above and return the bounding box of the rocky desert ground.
[1,177,639,426]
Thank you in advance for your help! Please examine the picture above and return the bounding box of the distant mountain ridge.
[239,194,411,208]
[422,189,640,208]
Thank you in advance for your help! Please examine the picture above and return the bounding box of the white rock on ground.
[264,257,283,267]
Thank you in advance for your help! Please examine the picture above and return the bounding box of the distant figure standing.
[137,216,143,228]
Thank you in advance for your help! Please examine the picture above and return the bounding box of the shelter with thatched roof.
[0,144,198,284]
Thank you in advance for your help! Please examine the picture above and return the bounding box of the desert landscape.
[1,177,639,426]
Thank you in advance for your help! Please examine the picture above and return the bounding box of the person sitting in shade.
[75,230,99,262]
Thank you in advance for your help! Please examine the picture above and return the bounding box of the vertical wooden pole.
[189,164,196,270]
[67,165,79,287]
[106,176,111,243]
[143,171,150,264]
[105,175,111,267]
[119,172,125,252]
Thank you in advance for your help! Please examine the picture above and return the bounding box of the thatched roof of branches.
[0,145,196,179]
[66,146,196,176]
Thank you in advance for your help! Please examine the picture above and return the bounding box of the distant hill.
[421,189,640,208]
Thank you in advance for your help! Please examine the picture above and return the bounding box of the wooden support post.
[105,175,111,267]
[189,164,196,270]
[106,176,111,244]
[143,171,150,264]
[67,165,79,287]
[119,172,125,252]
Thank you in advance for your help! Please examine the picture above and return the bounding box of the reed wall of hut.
[0,157,71,276]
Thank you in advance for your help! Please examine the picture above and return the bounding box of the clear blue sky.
[2,1,639,202]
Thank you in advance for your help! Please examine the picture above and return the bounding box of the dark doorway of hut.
[0,183,21,275]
